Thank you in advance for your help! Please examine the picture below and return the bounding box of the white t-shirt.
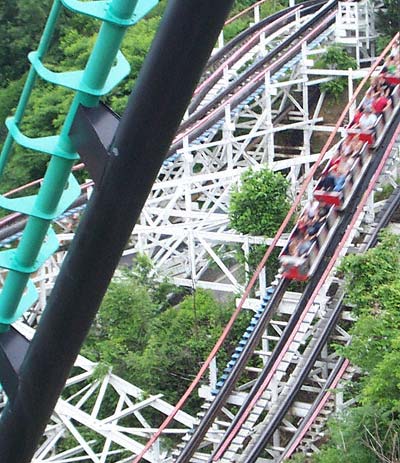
[359,112,377,130]
[304,200,319,219]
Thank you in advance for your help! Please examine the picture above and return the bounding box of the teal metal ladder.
[0,0,158,332]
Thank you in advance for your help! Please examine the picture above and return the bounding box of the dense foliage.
[0,2,164,192]
[0,0,50,85]
[82,257,250,414]
[315,46,357,100]
[376,0,400,43]
[302,232,400,463]
[229,166,291,280]
[0,0,288,193]
[229,167,291,236]
[340,232,400,408]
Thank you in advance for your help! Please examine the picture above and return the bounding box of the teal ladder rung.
[0,174,80,220]
[0,0,160,333]
[0,280,38,325]
[28,50,130,96]
[5,118,79,161]
[61,0,159,26]
[0,228,59,274]
[34,227,60,269]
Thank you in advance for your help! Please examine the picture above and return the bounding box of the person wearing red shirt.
[349,106,364,127]
[372,93,390,114]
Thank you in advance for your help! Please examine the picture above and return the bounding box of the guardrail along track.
[171,64,400,463]
[0,1,336,250]
[212,118,400,463]
[169,0,338,157]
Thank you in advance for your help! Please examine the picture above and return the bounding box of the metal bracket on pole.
[69,103,120,184]
[0,328,30,400]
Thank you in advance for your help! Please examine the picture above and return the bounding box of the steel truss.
[128,2,377,295]
[1,1,397,461]
[171,127,400,463]
[6,321,195,463]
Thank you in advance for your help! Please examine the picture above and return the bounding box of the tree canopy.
[307,232,400,463]
[315,45,357,100]
[340,232,400,409]
[376,0,400,41]
[82,258,250,414]
[0,0,50,85]
[229,166,291,236]
[228,166,291,281]
[0,0,288,193]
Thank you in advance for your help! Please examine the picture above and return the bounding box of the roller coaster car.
[314,82,400,210]
[279,74,400,282]
[314,141,370,210]
[279,207,339,281]
[385,75,400,86]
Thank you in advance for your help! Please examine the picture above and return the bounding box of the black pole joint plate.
[69,102,120,184]
[0,328,30,401]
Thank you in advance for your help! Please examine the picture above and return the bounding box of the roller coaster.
[0,0,399,462]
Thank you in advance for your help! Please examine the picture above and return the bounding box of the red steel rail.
[133,31,399,463]
[282,120,400,461]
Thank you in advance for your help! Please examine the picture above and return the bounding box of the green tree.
[312,232,400,463]
[82,256,187,374]
[229,166,291,279]
[339,232,400,380]
[315,46,357,101]
[376,0,400,40]
[0,83,75,194]
[83,277,250,415]
[312,404,400,463]
[128,253,188,314]
[0,77,25,141]
[126,289,249,411]
[229,167,290,235]
[82,269,158,374]
[0,7,162,192]
[313,407,379,463]
[0,0,50,85]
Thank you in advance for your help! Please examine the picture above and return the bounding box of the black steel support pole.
[0,1,235,461]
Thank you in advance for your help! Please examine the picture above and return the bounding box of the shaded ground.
[310,96,348,154]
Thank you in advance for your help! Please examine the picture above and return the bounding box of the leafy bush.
[229,166,290,236]
[315,46,357,100]
[376,0,400,39]
[224,0,288,42]
[229,166,291,281]
[111,288,249,413]
[313,232,400,463]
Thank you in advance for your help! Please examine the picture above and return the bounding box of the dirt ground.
[310,96,348,153]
